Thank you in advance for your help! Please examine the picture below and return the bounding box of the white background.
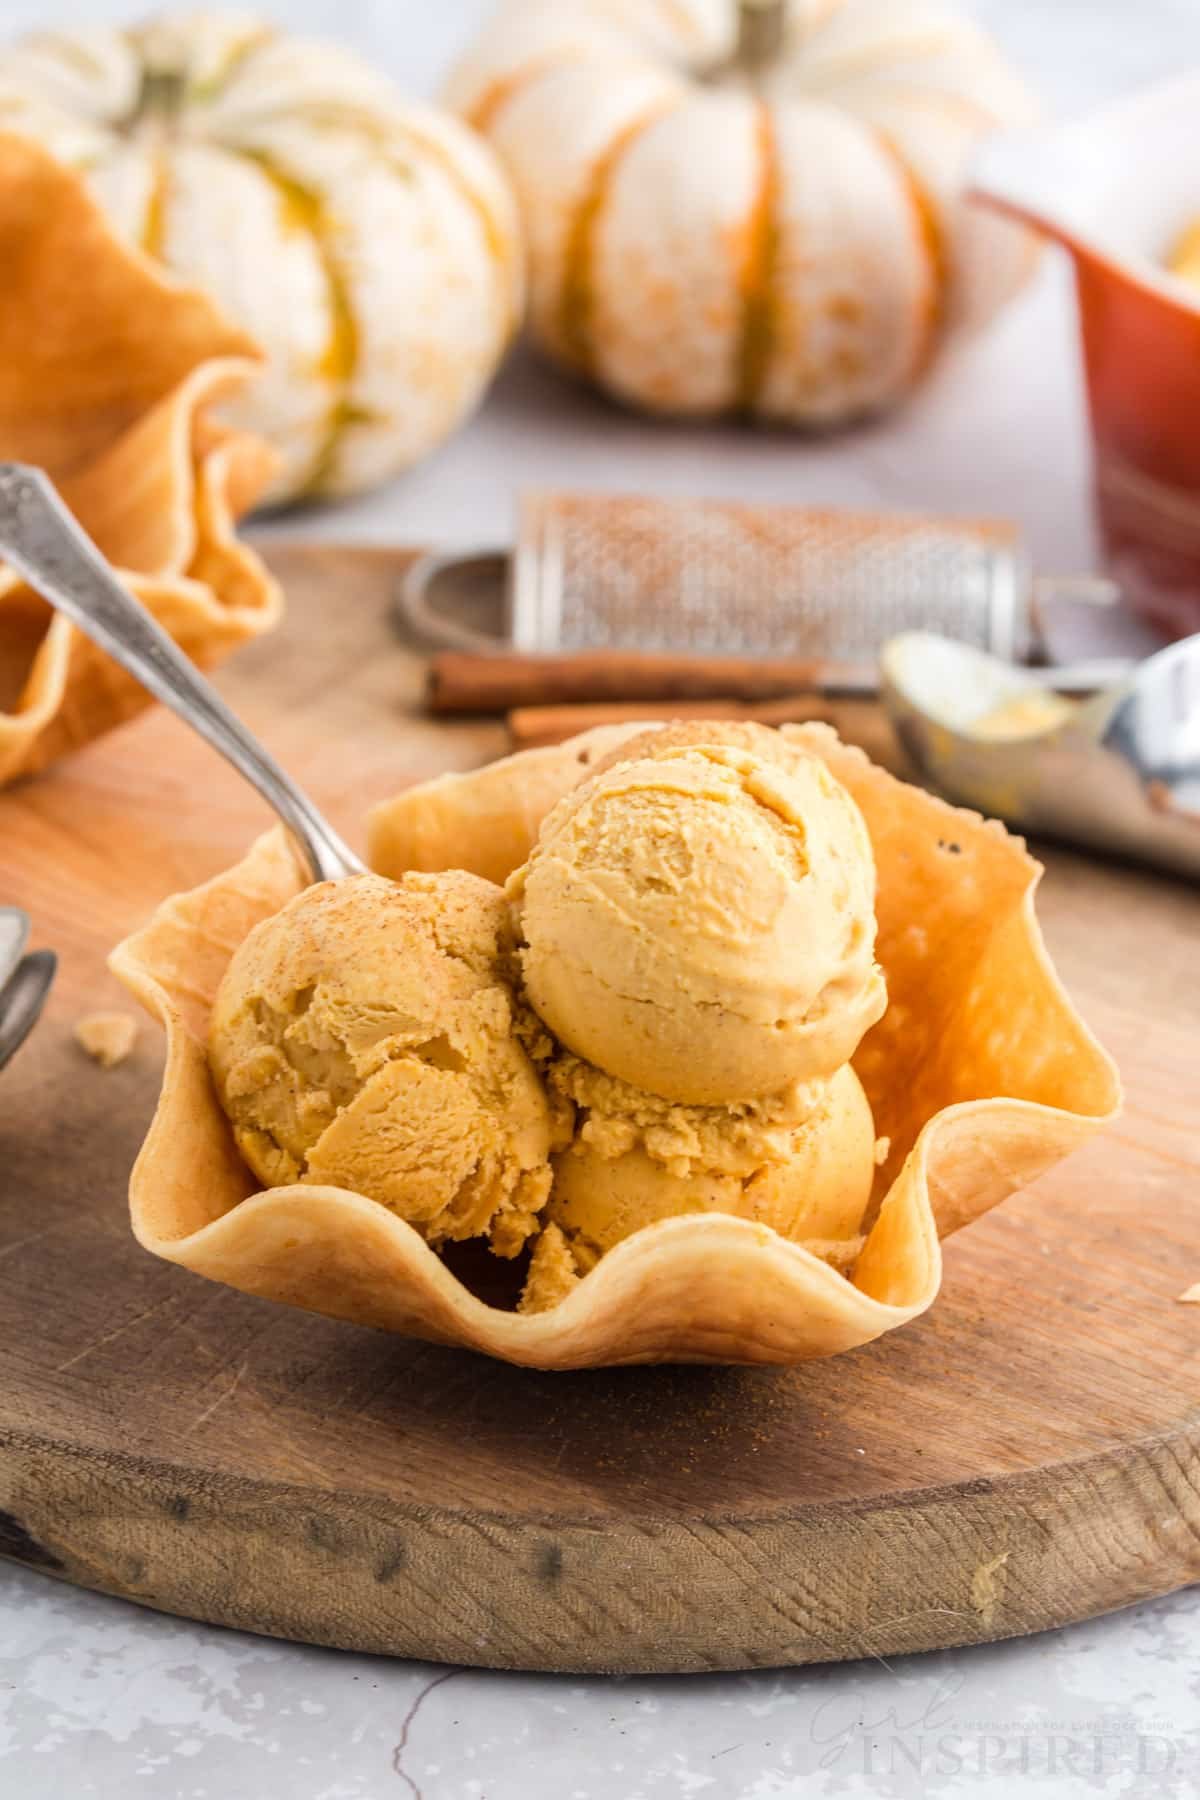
[2,3,1199,1796]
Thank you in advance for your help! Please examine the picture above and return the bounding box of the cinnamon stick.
[506,696,900,767]
[428,649,874,716]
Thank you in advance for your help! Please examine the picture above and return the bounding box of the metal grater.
[401,490,1116,665]
[514,491,1030,659]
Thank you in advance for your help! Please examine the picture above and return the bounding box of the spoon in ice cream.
[0,464,364,882]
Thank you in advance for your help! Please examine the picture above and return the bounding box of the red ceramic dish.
[971,74,1200,638]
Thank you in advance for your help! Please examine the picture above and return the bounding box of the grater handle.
[1018,657,1136,691]
[397,547,511,654]
[1032,574,1122,608]
[1030,573,1122,651]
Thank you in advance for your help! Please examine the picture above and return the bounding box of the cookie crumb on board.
[1177,1283,1200,1304]
[74,1011,137,1068]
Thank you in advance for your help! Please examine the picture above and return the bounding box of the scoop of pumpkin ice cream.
[545,1050,828,1179]
[521,1061,878,1312]
[587,717,798,781]
[509,741,886,1105]
[208,871,558,1257]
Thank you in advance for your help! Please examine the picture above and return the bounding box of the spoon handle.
[0,464,363,882]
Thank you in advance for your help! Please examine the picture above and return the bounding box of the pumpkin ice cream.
[522,1056,879,1312]
[508,740,886,1105]
[114,714,1121,1368]
[208,870,558,1257]
[510,727,890,1311]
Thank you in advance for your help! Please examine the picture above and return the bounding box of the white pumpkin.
[447,0,1037,424]
[0,10,524,504]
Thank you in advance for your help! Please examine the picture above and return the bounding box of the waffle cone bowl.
[0,131,280,786]
[111,722,1120,1371]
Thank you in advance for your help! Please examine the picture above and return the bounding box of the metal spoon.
[0,463,364,883]
[0,947,56,1073]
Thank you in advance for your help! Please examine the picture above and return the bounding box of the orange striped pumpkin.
[448,0,1038,424]
[0,12,524,504]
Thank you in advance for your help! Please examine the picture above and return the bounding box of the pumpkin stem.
[703,0,786,84]
[125,66,186,133]
[735,0,787,74]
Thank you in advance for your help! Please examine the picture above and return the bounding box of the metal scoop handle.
[0,464,363,883]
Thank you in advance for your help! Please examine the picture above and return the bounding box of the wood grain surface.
[0,543,1198,1674]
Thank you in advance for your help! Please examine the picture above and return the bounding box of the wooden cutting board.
[1,543,1198,1676]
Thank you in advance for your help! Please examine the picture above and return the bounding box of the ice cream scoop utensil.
[881,631,1200,879]
[0,465,364,883]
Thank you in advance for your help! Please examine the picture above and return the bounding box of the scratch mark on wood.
[186,1357,250,1434]
[164,1318,333,1482]
[0,1226,55,1263]
[53,1296,178,1372]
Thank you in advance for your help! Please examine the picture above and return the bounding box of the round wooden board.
[1,544,1198,1675]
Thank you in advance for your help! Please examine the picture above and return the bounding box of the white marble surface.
[2,0,1199,1793]
[2,1568,1198,1799]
